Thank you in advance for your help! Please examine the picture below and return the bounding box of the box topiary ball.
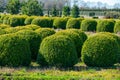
[81,33,119,67]
[37,35,78,67]
[0,34,31,67]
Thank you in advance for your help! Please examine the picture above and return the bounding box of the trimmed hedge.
[8,15,27,27]
[114,21,120,33]
[3,15,10,24]
[56,30,83,58]
[37,35,78,67]
[31,17,53,28]
[35,28,56,40]
[81,19,97,31]
[81,33,119,67]
[67,29,87,42]
[97,19,115,32]
[0,34,31,67]
[24,16,36,25]
[66,18,83,29]
[53,18,69,29]
[25,25,40,30]
[16,30,41,61]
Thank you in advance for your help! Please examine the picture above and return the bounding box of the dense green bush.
[81,33,119,67]
[16,30,41,61]
[35,28,55,40]
[37,35,78,67]
[0,29,6,35]
[114,21,120,33]
[97,19,115,32]
[53,18,69,29]
[0,15,7,23]
[0,34,31,67]
[81,19,97,31]
[66,18,82,29]
[9,16,27,27]
[67,29,87,42]
[56,30,83,58]
[31,17,53,28]
[24,16,36,25]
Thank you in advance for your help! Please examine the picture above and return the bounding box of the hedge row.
[0,15,120,33]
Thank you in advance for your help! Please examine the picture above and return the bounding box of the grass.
[0,62,120,80]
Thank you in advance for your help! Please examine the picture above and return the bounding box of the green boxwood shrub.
[97,19,115,32]
[56,30,83,58]
[81,19,97,31]
[114,20,120,33]
[67,29,87,42]
[24,16,36,25]
[53,18,69,29]
[3,15,10,24]
[37,35,78,67]
[0,34,31,67]
[66,18,83,29]
[81,33,119,67]
[0,15,7,23]
[35,28,56,40]
[16,30,41,61]
[31,17,53,28]
[9,15,27,27]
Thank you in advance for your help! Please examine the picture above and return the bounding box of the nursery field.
[0,14,120,80]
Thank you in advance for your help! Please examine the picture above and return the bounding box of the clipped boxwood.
[9,15,27,27]
[0,34,31,67]
[114,20,120,33]
[81,33,119,67]
[81,19,97,31]
[31,17,53,28]
[37,35,78,67]
[35,28,55,40]
[25,25,40,30]
[56,30,83,58]
[16,30,41,61]
[3,15,10,24]
[53,18,69,29]
[97,19,115,32]
[67,29,87,42]
[66,18,82,29]
[24,16,36,25]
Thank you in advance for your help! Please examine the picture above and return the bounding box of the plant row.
[0,15,120,33]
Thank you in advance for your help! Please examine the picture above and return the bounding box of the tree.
[21,0,43,16]
[71,5,79,18]
[62,6,70,16]
[0,0,6,12]
[6,0,21,14]
[51,5,58,17]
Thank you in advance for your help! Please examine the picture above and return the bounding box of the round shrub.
[0,34,31,67]
[81,33,119,67]
[53,18,69,29]
[66,18,82,29]
[9,16,27,27]
[35,28,56,40]
[97,19,115,32]
[67,29,87,42]
[37,35,78,67]
[56,30,83,58]
[31,17,53,28]
[24,16,36,25]
[16,30,41,61]
[114,20,120,33]
[81,19,97,31]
